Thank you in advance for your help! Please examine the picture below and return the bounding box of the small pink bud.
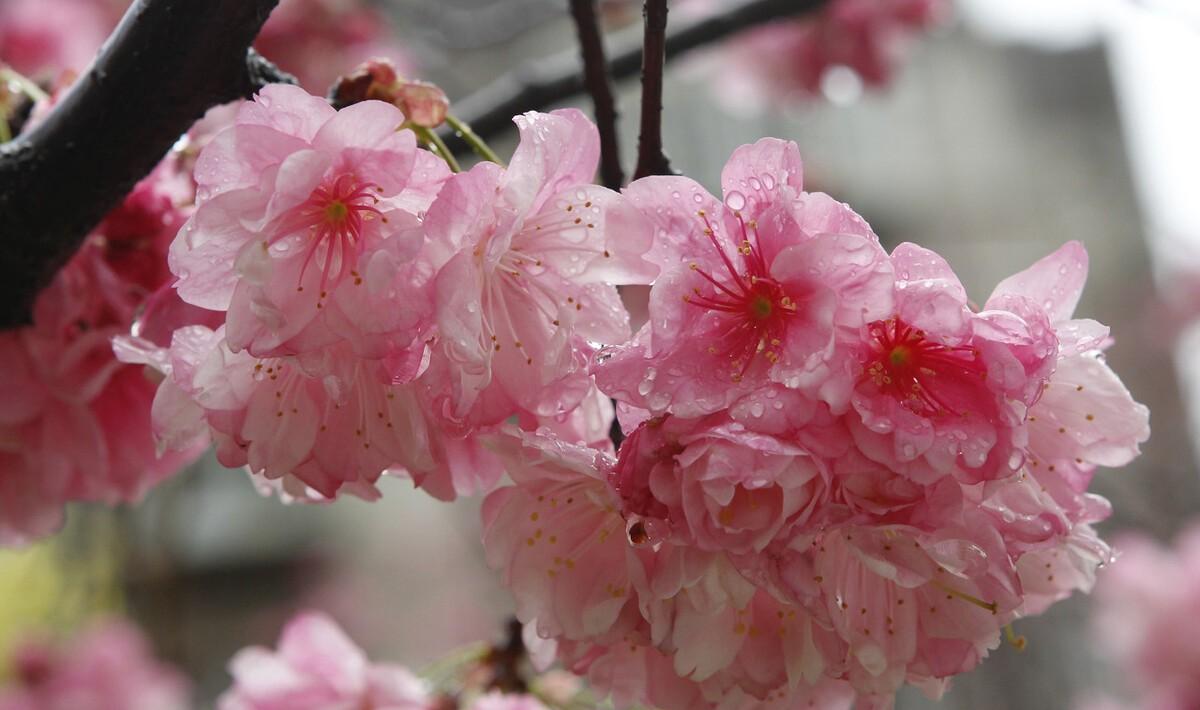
[330,58,450,128]
[394,79,449,128]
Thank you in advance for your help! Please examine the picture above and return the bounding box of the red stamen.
[271,174,384,290]
[684,212,793,379]
[862,318,986,417]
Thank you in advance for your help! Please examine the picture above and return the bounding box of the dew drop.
[724,191,746,211]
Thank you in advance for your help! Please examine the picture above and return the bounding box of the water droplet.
[724,191,746,211]
[761,173,776,190]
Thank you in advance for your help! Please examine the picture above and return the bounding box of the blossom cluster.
[131,85,653,502]
[0,161,203,545]
[480,140,1149,708]
[0,613,556,710]
[0,619,191,710]
[0,0,409,91]
[1078,523,1200,710]
[1,47,1151,710]
[0,0,410,542]
[219,611,555,710]
[720,0,945,99]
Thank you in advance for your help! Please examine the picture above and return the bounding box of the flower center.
[683,210,795,381]
[324,200,349,223]
[749,294,773,320]
[863,318,985,417]
[270,174,386,293]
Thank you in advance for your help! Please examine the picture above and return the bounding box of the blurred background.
[1,0,1199,707]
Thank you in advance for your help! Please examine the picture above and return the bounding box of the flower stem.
[413,124,462,173]
[1,67,49,103]
[445,113,504,166]
[419,641,489,685]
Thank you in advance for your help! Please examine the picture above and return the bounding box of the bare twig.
[634,0,672,179]
[442,0,832,145]
[0,0,292,329]
[569,0,624,189]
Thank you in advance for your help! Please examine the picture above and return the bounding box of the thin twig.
[0,0,293,329]
[634,0,672,179]
[440,0,833,146]
[569,0,624,189]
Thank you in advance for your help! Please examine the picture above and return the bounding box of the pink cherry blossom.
[0,619,190,710]
[709,0,947,110]
[1085,524,1200,710]
[482,431,855,707]
[0,0,112,76]
[423,109,656,423]
[484,219,1146,707]
[218,610,434,710]
[612,412,831,554]
[846,243,1032,483]
[133,324,440,502]
[170,84,444,360]
[1,167,203,546]
[595,138,892,418]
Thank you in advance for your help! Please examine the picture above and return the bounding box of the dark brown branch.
[443,0,832,146]
[569,0,624,190]
[633,0,672,179]
[0,0,292,329]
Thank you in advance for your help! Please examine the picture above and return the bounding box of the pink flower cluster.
[1080,524,1200,710]
[140,85,654,502]
[0,0,411,91]
[0,619,190,710]
[219,610,552,710]
[0,0,112,77]
[0,163,203,545]
[481,140,1149,708]
[714,0,946,107]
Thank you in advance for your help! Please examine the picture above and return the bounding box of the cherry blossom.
[484,144,1148,706]
[1083,524,1200,710]
[594,138,892,418]
[0,619,190,710]
[170,83,444,359]
[219,610,434,710]
[423,108,656,423]
[0,167,203,545]
[0,0,112,76]
[709,0,947,111]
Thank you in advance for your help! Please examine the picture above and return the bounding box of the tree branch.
[633,0,672,179]
[569,0,624,190]
[0,0,292,329]
[443,0,832,145]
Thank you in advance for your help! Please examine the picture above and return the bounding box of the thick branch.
[569,0,624,190]
[0,0,292,329]
[634,0,672,179]
[444,0,832,144]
